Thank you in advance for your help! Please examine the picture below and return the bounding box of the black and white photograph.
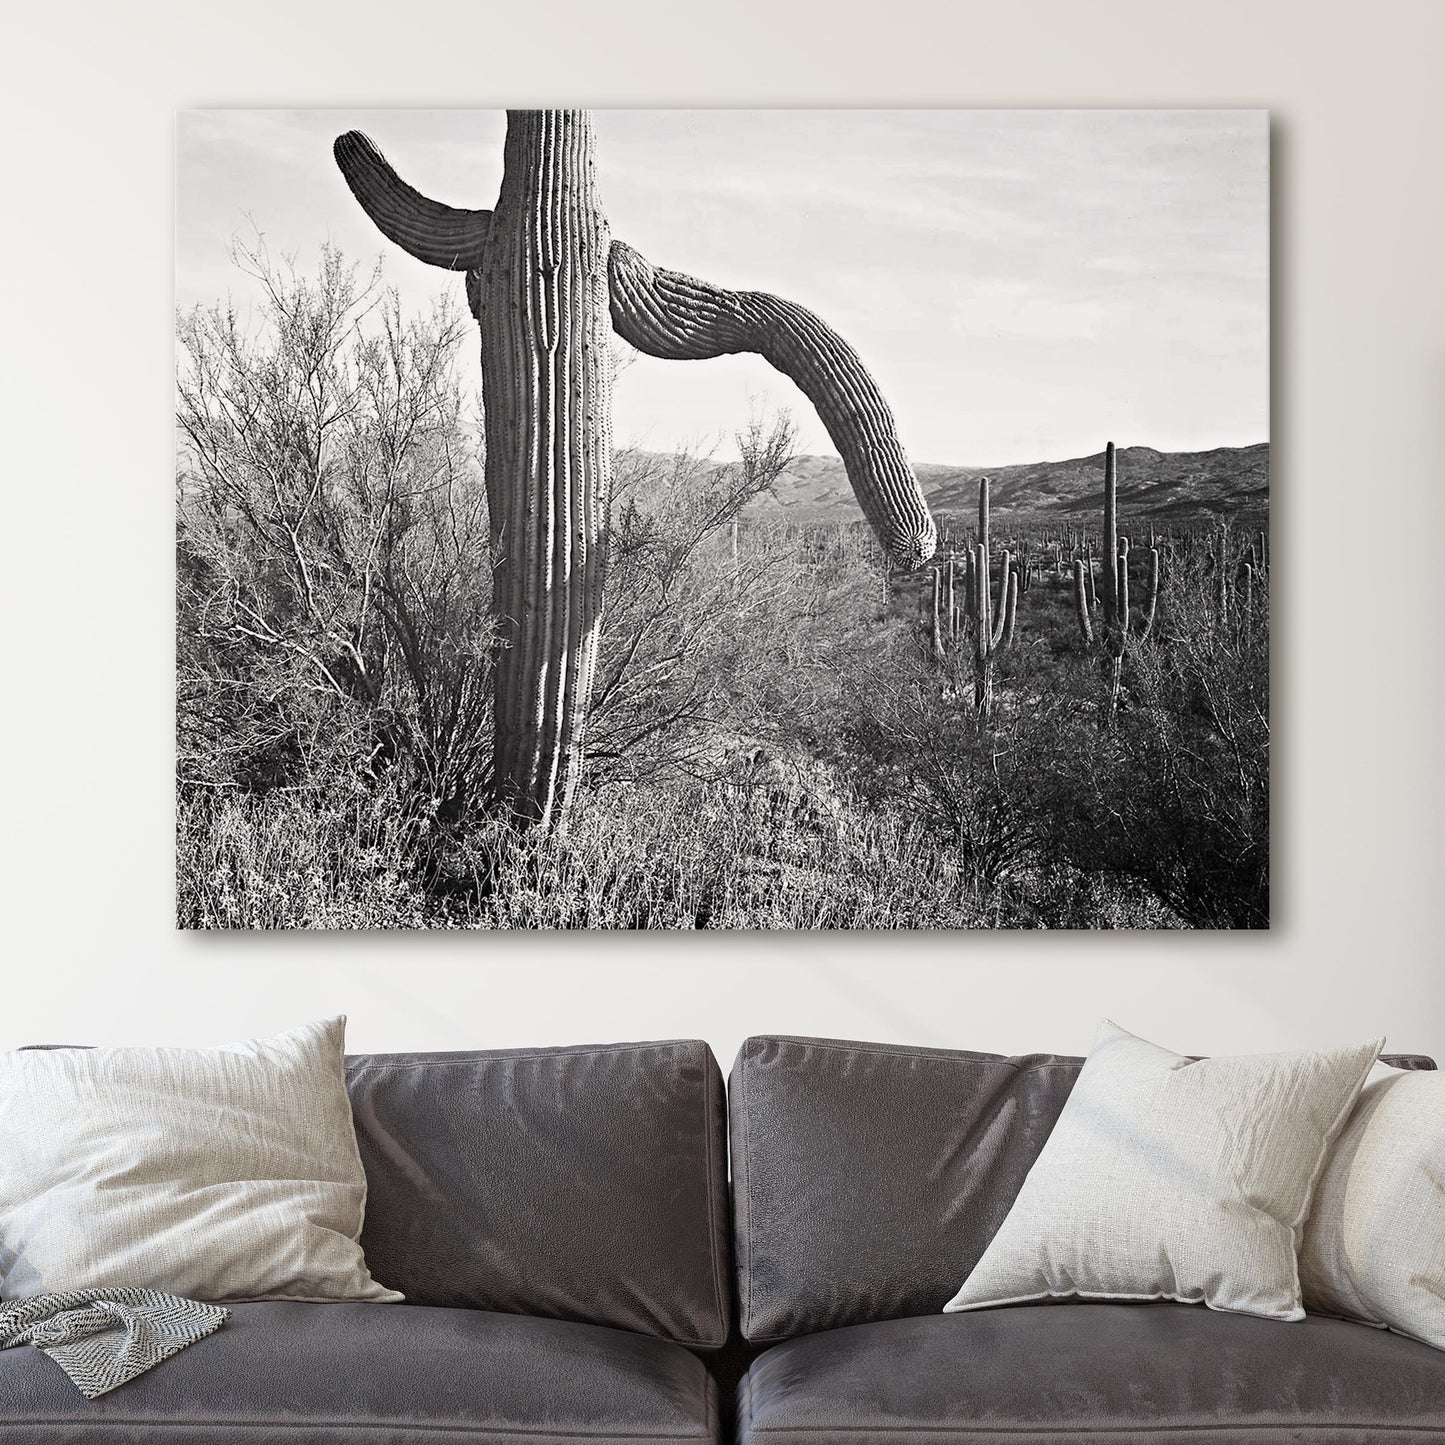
[176,108,1269,929]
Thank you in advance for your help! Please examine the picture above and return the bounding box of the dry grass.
[177,775,1177,932]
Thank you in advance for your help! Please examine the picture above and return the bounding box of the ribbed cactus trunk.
[481,112,612,827]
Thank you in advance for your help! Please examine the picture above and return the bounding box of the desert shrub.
[834,660,1041,893]
[176,244,495,824]
[586,414,889,787]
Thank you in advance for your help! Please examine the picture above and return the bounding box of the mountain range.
[731,443,1269,527]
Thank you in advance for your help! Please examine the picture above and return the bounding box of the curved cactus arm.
[606,241,937,568]
[333,132,491,271]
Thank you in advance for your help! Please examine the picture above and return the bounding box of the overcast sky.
[177,109,1267,466]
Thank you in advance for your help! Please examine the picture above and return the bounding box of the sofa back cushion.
[348,1039,730,1348]
[729,1034,1435,1343]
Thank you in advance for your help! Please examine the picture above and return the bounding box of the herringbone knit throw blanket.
[0,1289,230,1397]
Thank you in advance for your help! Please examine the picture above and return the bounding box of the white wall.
[4,0,1442,1071]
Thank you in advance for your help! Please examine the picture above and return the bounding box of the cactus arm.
[1138,546,1160,641]
[931,568,945,660]
[606,240,936,568]
[1073,559,1095,644]
[975,547,987,651]
[333,132,492,270]
[1003,568,1018,648]
[991,548,1011,649]
[1116,545,1130,640]
[971,541,990,712]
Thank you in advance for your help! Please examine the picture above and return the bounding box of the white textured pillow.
[944,1021,1382,1321]
[1299,1063,1445,1347]
[0,1017,401,1304]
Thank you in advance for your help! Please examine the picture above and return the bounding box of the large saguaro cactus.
[335,112,937,827]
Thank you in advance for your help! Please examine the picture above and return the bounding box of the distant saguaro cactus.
[335,112,937,827]
[930,567,946,662]
[1072,442,1159,715]
[1212,519,1264,637]
[966,477,1018,716]
[1016,542,1033,596]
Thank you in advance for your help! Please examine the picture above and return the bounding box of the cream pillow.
[944,1021,1382,1321]
[0,1017,401,1303]
[1299,1063,1445,1347]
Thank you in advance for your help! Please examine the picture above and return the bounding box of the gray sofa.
[1,1034,1441,1443]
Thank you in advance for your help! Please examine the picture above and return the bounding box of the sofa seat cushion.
[737,1304,1445,1445]
[0,1301,719,1444]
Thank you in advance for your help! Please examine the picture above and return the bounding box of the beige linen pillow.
[944,1020,1382,1321]
[0,1017,401,1303]
[1299,1063,1445,1347]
